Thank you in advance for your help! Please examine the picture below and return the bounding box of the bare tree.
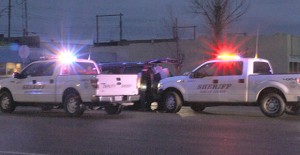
[190,0,249,46]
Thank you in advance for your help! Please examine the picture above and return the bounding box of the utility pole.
[119,13,123,41]
[172,18,196,75]
[8,0,11,38]
[23,0,28,37]
[173,18,182,75]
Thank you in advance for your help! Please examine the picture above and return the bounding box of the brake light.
[297,78,300,84]
[137,73,142,89]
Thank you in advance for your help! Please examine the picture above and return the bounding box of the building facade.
[1,33,300,76]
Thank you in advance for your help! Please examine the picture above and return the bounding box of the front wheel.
[285,104,300,115]
[104,104,123,115]
[163,91,182,113]
[63,93,84,117]
[259,93,285,118]
[0,91,16,113]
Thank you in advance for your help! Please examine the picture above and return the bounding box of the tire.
[191,104,206,112]
[0,91,16,113]
[285,104,300,115]
[163,91,182,113]
[259,93,286,118]
[63,93,84,117]
[104,104,123,115]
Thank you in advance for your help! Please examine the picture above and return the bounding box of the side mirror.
[13,72,26,79]
[183,72,190,76]
[189,72,196,78]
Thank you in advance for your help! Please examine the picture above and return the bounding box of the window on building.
[289,62,300,73]
[0,63,22,76]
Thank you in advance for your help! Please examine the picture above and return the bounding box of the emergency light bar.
[217,53,240,60]
[58,52,77,63]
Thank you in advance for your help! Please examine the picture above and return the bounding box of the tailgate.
[96,74,139,96]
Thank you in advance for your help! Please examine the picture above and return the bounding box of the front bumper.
[91,95,140,106]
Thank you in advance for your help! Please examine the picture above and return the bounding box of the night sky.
[0,0,300,43]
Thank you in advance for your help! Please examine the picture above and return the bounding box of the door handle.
[32,80,37,84]
[238,79,245,83]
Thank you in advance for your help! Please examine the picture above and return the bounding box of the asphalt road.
[0,106,299,155]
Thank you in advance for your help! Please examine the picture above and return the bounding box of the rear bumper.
[91,95,140,106]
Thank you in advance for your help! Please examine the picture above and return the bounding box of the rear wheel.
[285,104,300,115]
[259,93,285,117]
[191,104,206,112]
[163,91,182,113]
[104,104,123,115]
[63,93,84,117]
[0,91,16,113]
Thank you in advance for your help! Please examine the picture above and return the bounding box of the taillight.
[137,73,142,89]
[297,78,300,84]
[90,77,98,88]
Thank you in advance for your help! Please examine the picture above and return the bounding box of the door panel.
[13,61,56,103]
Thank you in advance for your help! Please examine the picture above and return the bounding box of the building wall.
[0,33,297,75]
[86,34,297,74]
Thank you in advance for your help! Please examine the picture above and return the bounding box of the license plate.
[115,96,122,101]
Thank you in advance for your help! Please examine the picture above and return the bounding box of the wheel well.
[0,88,12,96]
[163,88,184,102]
[258,87,286,102]
[62,88,80,102]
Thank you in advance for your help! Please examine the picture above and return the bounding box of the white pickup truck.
[158,56,300,117]
[0,56,140,117]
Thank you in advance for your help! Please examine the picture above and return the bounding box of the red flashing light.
[217,53,241,60]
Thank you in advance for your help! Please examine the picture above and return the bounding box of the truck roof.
[206,57,270,63]
[33,58,96,63]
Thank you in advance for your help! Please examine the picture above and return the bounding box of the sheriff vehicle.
[0,52,140,117]
[158,54,300,117]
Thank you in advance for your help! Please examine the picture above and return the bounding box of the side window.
[61,62,97,75]
[21,62,55,77]
[41,62,56,76]
[193,62,216,78]
[253,62,272,74]
[193,61,243,78]
[219,61,243,76]
[21,63,40,77]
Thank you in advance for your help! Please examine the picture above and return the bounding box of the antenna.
[255,25,260,58]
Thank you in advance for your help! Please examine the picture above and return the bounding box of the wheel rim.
[265,97,280,113]
[67,97,77,113]
[1,96,10,109]
[166,95,175,110]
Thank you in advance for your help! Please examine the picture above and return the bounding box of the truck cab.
[186,58,273,102]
